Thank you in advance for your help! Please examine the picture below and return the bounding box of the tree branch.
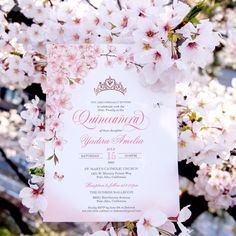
[100,53,143,69]
[0,197,33,234]
[84,0,98,10]
[173,1,205,31]
[48,0,53,7]
[0,147,28,185]
[117,0,122,10]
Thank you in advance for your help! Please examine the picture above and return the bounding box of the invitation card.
[44,44,179,222]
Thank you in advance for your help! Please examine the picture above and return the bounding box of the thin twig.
[117,0,122,10]
[0,7,7,13]
[85,0,98,10]
[157,228,176,236]
[48,0,53,7]
[100,53,143,69]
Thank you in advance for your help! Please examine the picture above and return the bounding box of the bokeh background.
[0,0,235,235]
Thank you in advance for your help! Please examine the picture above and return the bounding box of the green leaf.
[47,154,54,161]
[29,167,45,177]
[47,153,59,165]
[0,227,16,236]
[189,112,197,122]
[124,221,135,230]
[110,23,116,30]
[183,1,205,23]
[180,125,190,132]
[172,34,178,43]
[190,17,200,25]
[173,1,205,30]
[168,31,180,43]
[53,154,59,165]
[10,51,23,57]
[197,117,203,122]
[200,126,208,131]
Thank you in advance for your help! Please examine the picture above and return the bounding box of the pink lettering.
[73,110,147,130]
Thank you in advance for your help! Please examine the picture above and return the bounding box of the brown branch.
[117,0,122,10]
[0,147,28,185]
[0,7,7,13]
[85,0,98,10]
[48,0,53,7]
[100,53,143,69]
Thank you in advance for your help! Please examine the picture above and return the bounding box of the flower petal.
[178,205,191,222]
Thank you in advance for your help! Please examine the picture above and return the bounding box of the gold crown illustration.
[94,76,127,95]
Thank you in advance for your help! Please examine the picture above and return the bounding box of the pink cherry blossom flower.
[53,136,67,150]
[56,93,72,110]
[177,206,192,236]
[21,96,41,125]
[179,40,213,68]
[19,186,47,214]
[137,209,167,236]
[47,118,63,132]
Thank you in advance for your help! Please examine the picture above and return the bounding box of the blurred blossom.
[192,211,236,236]
[0,1,235,235]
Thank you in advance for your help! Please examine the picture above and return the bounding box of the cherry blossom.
[2,1,235,235]
[0,0,220,90]
[20,96,41,125]
[189,162,236,210]
[53,136,67,150]
[27,24,46,43]
[177,206,192,236]
[136,209,167,236]
[19,185,47,214]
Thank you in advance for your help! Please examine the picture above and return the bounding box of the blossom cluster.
[213,7,236,70]
[1,0,233,234]
[177,76,236,165]
[19,96,47,213]
[0,0,220,91]
[45,43,140,161]
[45,44,100,164]
[19,75,236,215]
[190,161,236,210]
[177,77,236,209]
[18,94,193,233]
[85,206,192,236]
[0,109,23,157]
[19,43,193,235]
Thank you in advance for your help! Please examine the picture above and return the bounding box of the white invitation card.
[44,44,179,222]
